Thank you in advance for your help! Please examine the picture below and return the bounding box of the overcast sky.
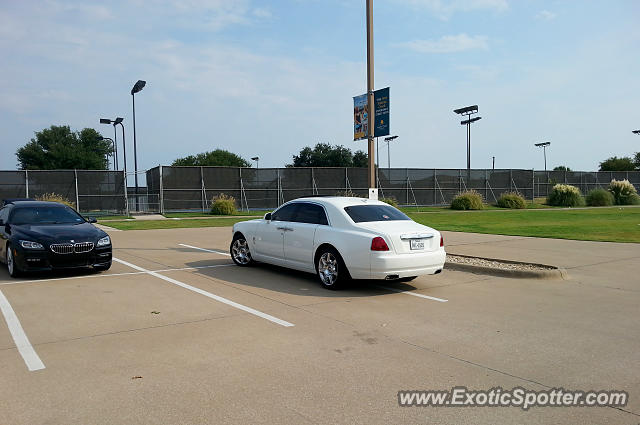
[1,0,639,172]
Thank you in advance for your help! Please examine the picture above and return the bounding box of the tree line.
[13,125,640,171]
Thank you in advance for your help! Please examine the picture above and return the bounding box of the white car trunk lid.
[355,221,440,253]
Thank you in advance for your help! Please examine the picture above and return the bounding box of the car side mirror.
[88,217,97,224]
[264,212,272,221]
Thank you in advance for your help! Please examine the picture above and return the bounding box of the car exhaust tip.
[434,269,442,274]
[385,274,400,280]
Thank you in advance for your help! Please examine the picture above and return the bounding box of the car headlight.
[97,236,111,247]
[20,240,44,250]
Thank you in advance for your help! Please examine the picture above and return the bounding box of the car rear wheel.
[316,247,349,290]
[230,233,254,266]
[6,244,21,278]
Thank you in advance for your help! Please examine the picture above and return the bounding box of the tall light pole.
[384,135,398,174]
[251,157,259,169]
[492,156,495,170]
[453,105,481,170]
[131,79,146,211]
[535,141,551,171]
[100,118,119,170]
[366,0,376,194]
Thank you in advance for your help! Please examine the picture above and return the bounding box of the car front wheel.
[230,233,254,266]
[316,247,348,289]
[6,244,21,278]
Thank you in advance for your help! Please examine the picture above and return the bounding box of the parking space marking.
[113,257,294,327]
[179,243,231,256]
[0,264,234,287]
[376,285,448,302]
[0,289,45,371]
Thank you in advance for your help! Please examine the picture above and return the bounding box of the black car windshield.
[344,205,411,223]
[10,206,85,225]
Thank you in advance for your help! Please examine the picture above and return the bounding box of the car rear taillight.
[440,235,444,247]
[371,236,389,251]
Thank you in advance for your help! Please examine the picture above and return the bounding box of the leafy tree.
[599,156,636,171]
[172,149,251,167]
[16,125,112,170]
[288,143,368,167]
[553,166,571,171]
[634,152,640,170]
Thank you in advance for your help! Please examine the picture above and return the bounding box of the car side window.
[293,203,328,225]
[0,207,6,224]
[271,203,298,222]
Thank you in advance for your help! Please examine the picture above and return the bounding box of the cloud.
[398,0,508,20]
[397,34,489,53]
[535,10,557,21]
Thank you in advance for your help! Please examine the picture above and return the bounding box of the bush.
[210,193,237,215]
[586,188,614,207]
[35,193,75,208]
[379,196,399,208]
[546,184,585,207]
[496,192,526,209]
[608,179,640,205]
[451,190,484,210]
[334,190,363,198]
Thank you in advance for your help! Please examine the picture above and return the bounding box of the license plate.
[410,239,425,250]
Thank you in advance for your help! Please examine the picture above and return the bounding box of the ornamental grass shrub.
[608,179,640,205]
[379,196,399,207]
[451,190,484,210]
[210,193,237,215]
[546,184,585,207]
[585,188,614,207]
[35,193,75,208]
[496,191,526,209]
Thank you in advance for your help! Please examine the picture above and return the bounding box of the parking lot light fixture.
[100,118,120,170]
[534,141,551,171]
[131,80,146,211]
[453,105,481,170]
[251,157,259,169]
[633,130,640,135]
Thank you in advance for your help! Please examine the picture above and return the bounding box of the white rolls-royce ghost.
[230,197,445,289]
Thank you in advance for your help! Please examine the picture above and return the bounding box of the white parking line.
[179,243,231,256]
[113,257,294,327]
[376,285,448,303]
[0,289,45,371]
[0,264,234,287]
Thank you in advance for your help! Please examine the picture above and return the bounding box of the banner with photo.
[353,94,368,141]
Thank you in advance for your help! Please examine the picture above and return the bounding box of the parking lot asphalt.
[0,227,638,424]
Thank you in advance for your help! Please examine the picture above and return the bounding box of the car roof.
[8,200,69,208]
[289,196,386,208]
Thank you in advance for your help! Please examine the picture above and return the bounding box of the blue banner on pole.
[373,87,389,137]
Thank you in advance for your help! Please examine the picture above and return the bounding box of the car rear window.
[343,205,411,223]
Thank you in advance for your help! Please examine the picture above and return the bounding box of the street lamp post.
[131,80,146,211]
[100,119,119,170]
[365,0,376,194]
[384,135,398,175]
[453,105,481,171]
[534,142,551,171]
[251,157,259,169]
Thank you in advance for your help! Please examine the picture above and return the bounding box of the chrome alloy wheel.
[7,247,15,276]
[231,238,252,265]
[318,252,338,286]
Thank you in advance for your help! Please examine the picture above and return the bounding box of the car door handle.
[277,226,294,231]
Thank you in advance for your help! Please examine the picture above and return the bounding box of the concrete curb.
[444,255,569,280]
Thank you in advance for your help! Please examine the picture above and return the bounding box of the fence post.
[459,169,462,192]
[123,169,130,217]
[432,169,437,206]
[159,166,164,215]
[74,169,80,212]
[200,166,206,213]
[25,169,29,198]
[531,169,535,201]
[406,168,409,205]
[509,169,513,191]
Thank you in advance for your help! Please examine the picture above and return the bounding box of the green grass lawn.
[102,206,640,243]
[407,207,640,243]
[163,211,268,218]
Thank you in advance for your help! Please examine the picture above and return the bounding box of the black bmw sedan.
[0,200,112,277]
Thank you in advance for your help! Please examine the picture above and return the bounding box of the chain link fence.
[2,168,639,214]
